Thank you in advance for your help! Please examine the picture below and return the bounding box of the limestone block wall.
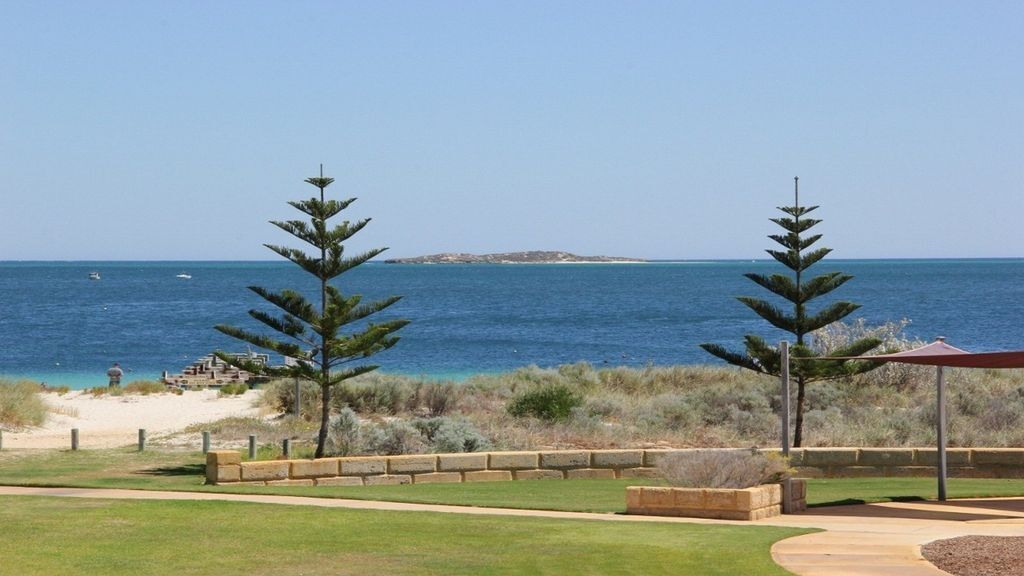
[205,447,1024,486]
[625,480,807,521]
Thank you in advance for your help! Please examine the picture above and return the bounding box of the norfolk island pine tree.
[700,177,882,447]
[215,169,409,458]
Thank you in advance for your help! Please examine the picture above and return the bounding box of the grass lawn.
[0,496,808,575]
[2,448,1024,512]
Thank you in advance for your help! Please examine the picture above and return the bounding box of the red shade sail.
[828,340,1024,369]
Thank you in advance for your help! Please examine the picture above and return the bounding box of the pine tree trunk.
[793,376,806,448]
[315,383,331,458]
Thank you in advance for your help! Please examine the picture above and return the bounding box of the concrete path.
[2,486,1023,575]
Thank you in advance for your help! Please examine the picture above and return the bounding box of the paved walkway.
[2,486,1023,575]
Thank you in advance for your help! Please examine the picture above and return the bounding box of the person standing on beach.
[107,362,123,388]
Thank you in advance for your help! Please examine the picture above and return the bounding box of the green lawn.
[2,448,1024,512]
[0,496,807,575]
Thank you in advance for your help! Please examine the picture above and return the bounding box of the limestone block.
[971,449,1024,466]
[670,488,704,509]
[790,479,807,500]
[388,455,438,474]
[626,487,643,509]
[438,453,487,472]
[591,450,643,469]
[266,479,315,486]
[566,468,616,480]
[291,458,341,479]
[514,469,564,480]
[339,457,387,476]
[802,448,859,467]
[464,470,513,482]
[240,461,290,482]
[639,487,675,508]
[364,474,412,486]
[208,464,240,484]
[488,451,539,470]
[643,449,683,468]
[832,466,883,478]
[858,448,914,467]
[703,489,738,510]
[915,448,971,467]
[414,472,463,484]
[619,467,661,479]
[207,450,241,466]
[735,488,763,511]
[316,476,364,486]
[539,451,590,470]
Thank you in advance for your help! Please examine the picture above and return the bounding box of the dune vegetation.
[235,321,1024,456]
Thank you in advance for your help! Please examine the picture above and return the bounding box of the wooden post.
[138,429,146,452]
[202,431,211,454]
[71,428,79,451]
[937,365,948,501]
[780,341,790,457]
[282,438,291,458]
[248,434,256,460]
[0,429,4,451]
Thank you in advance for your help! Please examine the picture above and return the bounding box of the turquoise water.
[1,259,1022,388]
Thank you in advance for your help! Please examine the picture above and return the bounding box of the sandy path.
[2,389,268,449]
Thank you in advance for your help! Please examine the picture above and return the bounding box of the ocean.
[1,259,1022,388]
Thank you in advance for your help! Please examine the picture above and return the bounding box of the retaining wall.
[205,447,1024,486]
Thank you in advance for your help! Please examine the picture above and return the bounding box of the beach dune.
[3,389,267,450]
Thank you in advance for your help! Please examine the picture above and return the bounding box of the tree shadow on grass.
[135,464,205,477]
[810,495,927,508]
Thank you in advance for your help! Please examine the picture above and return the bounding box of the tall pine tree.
[216,169,408,458]
[700,177,881,447]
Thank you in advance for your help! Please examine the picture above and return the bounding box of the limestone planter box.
[626,480,806,521]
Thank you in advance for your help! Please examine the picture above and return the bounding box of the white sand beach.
[3,389,268,450]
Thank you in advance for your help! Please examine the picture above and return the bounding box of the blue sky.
[2,1,1021,260]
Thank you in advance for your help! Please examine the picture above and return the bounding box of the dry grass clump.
[86,380,170,396]
[659,449,791,489]
[0,379,48,429]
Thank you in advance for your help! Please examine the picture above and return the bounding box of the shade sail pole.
[780,341,790,457]
[936,364,948,501]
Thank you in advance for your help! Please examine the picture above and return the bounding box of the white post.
[780,341,790,457]
[937,365,948,501]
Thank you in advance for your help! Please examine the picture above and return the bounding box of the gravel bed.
[922,536,1024,576]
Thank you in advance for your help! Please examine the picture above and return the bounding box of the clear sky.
[2,1,1022,260]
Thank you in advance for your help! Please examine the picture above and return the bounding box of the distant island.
[384,251,647,264]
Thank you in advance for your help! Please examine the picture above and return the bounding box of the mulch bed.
[922,536,1024,576]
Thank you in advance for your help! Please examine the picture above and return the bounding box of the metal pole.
[937,365,948,501]
[71,428,79,451]
[248,434,256,460]
[202,431,211,454]
[282,438,291,458]
[138,429,146,452]
[294,377,301,418]
[780,341,791,457]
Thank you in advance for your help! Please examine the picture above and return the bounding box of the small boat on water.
[88,272,101,280]
[176,273,192,279]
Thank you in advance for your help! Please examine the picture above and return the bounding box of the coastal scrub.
[0,379,47,428]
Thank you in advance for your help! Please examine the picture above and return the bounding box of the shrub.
[0,379,48,428]
[334,379,414,415]
[325,408,361,456]
[420,382,458,417]
[414,417,491,453]
[218,382,249,396]
[260,379,321,421]
[361,420,428,455]
[123,380,168,395]
[507,384,583,422]
[658,449,791,489]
